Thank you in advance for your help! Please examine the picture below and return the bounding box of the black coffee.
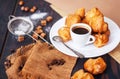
[72,26,89,34]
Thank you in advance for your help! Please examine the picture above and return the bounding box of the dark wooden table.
[0,0,120,79]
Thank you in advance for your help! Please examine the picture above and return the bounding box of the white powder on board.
[30,12,48,20]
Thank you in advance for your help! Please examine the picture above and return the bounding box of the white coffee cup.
[70,23,95,47]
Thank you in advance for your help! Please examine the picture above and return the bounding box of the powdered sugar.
[13,20,32,35]
[14,30,25,35]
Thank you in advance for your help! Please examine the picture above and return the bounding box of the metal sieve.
[8,15,51,45]
[8,15,34,35]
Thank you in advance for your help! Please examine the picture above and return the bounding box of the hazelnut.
[36,25,42,30]
[40,20,47,26]
[24,7,29,12]
[32,34,38,39]
[30,8,35,13]
[40,32,46,38]
[21,6,25,11]
[32,6,37,10]
[17,36,24,42]
[35,29,43,34]
[46,16,53,22]
[18,1,24,6]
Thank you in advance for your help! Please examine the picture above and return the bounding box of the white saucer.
[49,17,120,58]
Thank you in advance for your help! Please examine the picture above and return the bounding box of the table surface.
[0,0,120,79]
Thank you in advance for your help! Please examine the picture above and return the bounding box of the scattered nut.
[24,7,29,11]
[18,1,37,13]
[40,32,46,38]
[18,0,24,6]
[41,20,47,26]
[17,36,24,42]
[36,25,42,30]
[21,6,25,11]
[35,29,43,34]
[32,6,37,10]
[30,8,35,13]
[32,34,38,40]
[46,16,53,22]
[30,6,37,13]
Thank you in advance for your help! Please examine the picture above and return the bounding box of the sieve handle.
[26,33,38,42]
[32,31,52,46]
[9,15,15,20]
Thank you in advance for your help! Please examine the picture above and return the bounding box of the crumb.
[17,36,24,42]
[30,8,35,13]
[40,32,46,38]
[36,25,42,30]
[32,34,38,40]
[21,6,25,11]
[30,6,37,13]
[46,16,53,22]
[24,7,29,12]
[40,20,47,26]
[35,29,43,34]
[32,6,37,10]
[18,1,24,6]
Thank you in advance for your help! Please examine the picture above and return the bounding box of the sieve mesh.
[9,19,32,35]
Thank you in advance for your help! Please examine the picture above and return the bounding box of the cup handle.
[86,35,95,45]
[9,15,15,20]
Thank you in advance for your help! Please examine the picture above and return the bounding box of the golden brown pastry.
[89,16,105,33]
[65,14,81,27]
[71,69,94,79]
[74,8,85,19]
[84,7,103,24]
[93,29,110,47]
[102,22,109,33]
[84,57,107,75]
[58,26,71,42]
[83,7,110,47]
[58,7,110,47]
[84,8,108,33]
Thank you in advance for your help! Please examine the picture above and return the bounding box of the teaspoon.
[52,36,85,58]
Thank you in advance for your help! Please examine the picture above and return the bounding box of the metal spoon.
[52,36,85,58]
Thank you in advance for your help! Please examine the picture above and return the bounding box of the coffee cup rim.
[70,23,92,34]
